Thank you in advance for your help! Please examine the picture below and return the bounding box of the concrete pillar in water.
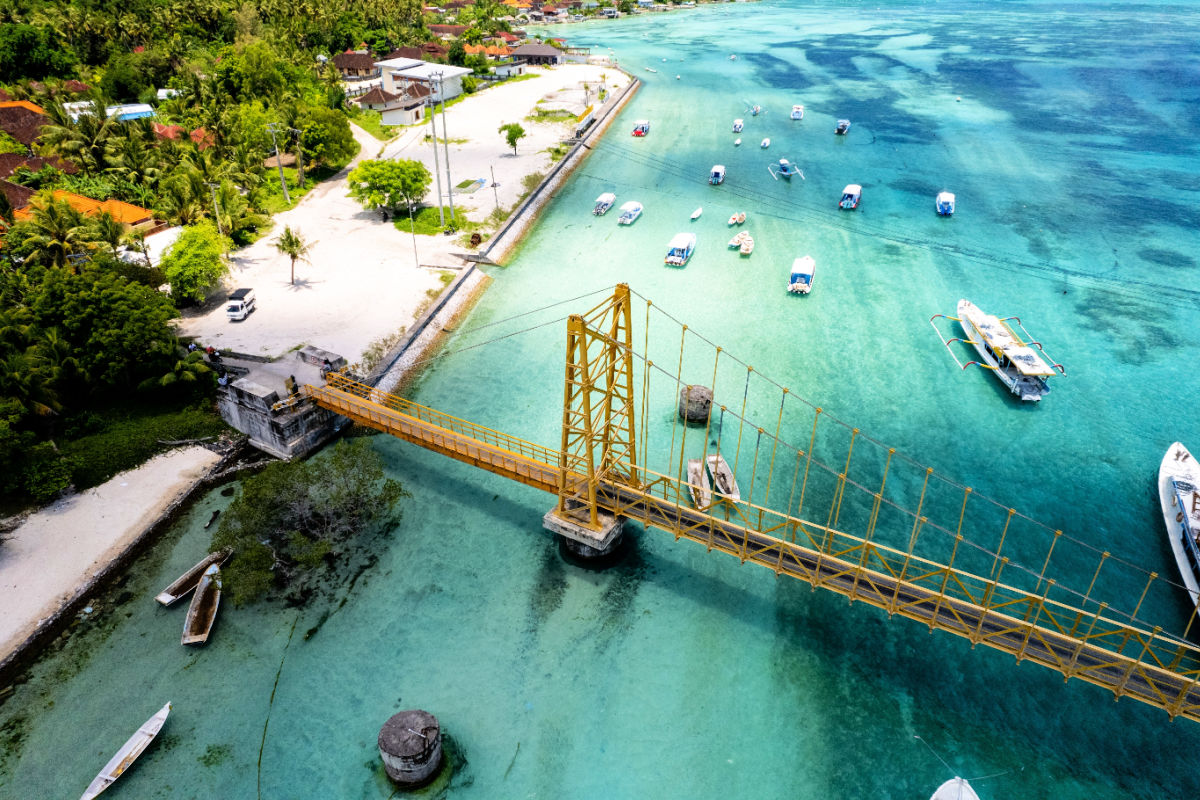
[378,710,443,787]
[543,506,625,559]
[678,385,712,423]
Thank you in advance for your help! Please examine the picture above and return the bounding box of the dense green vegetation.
[211,438,407,605]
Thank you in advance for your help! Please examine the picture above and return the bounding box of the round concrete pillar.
[378,710,443,788]
[678,385,712,423]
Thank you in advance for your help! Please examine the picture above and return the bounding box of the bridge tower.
[543,284,640,556]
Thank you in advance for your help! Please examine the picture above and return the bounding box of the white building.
[374,58,474,104]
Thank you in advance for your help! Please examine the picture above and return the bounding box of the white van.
[226,288,256,321]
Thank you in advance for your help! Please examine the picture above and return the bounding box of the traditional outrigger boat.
[181,563,222,645]
[1159,442,1200,611]
[787,255,816,294]
[686,454,741,511]
[154,547,232,606]
[593,192,616,215]
[929,777,982,800]
[665,232,697,267]
[81,702,171,800]
[768,158,804,180]
[929,300,1065,402]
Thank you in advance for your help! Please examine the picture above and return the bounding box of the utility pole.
[437,72,455,221]
[205,181,224,255]
[426,84,445,227]
[266,122,290,204]
[407,203,419,269]
[289,127,305,187]
[490,165,499,216]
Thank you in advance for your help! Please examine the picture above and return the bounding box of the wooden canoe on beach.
[181,564,222,646]
[80,701,171,800]
[154,547,231,606]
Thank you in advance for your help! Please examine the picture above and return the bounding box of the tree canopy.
[499,122,526,154]
[347,158,432,211]
[160,221,228,303]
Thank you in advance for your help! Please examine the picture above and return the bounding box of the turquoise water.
[5,2,1200,797]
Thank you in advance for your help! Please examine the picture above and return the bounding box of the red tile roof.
[354,87,401,105]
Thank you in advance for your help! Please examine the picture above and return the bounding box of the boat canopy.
[595,192,616,204]
[937,191,955,204]
[959,301,1057,376]
[790,255,815,281]
[711,165,725,175]
[667,232,697,251]
[842,184,862,195]
[619,200,642,212]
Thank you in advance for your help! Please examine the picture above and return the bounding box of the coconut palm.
[88,211,127,258]
[19,193,94,271]
[272,225,312,285]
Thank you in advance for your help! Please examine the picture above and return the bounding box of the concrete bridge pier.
[543,506,625,559]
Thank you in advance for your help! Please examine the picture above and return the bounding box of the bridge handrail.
[320,374,561,468]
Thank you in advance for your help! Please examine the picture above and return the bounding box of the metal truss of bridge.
[305,284,1200,723]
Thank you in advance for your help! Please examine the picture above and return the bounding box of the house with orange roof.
[11,190,158,232]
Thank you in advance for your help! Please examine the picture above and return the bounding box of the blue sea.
[4,2,1200,797]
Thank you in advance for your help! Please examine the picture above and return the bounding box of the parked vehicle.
[226,288,256,321]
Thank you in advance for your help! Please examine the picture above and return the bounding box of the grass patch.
[413,271,457,319]
[58,400,229,491]
[455,178,478,190]
[422,134,470,146]
[355,327,408,374]
[393,205,485,236]
[545,142,571,160]
[346,107,396,142]
[526,108,577,123]
[260,160,352,215]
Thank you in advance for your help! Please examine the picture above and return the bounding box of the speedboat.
[732,118,744,132]
[760,137,770,148]
[631,120,650,137]
[709,164,726,185]
[770,158,804,180]
[1159,442,1200,611]
[617,200,643,225]
[665,232,697,266]
[739,234,754,255]
[930,300,1065,402]
[787,255,816,294]
[593,192,616,215]
[791,104,805,120]
[835,118,851,135]
[936,191,956,216]
[838,184,862,210]
[690,207,703,220]
[930,778,981,800]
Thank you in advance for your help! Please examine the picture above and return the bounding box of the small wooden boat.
[739,234,755,255]
[728,230,750,248]
[154,547,232,606]
[690,207,703,220]
[1159,442,1200,611]
[687,454,741,511]
[929,777,981,800]
[81,702,171,800]
[181,564,222,645]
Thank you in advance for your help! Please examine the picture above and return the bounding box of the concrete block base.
[543,507,625,558]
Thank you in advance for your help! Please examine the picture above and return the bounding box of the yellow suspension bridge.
[304,284,1200,723]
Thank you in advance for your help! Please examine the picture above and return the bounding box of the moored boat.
[760,137,770,148]
[769,158,804,180]
[739,234,754,255]
[665,232,697,266]
[732,118,744,132]
[929,777,982,800]
[929,300,1065,402]
[709,164,726,185]
[728,231,749,248]
[593,192,616,215]
[936,191,956,215]
[750,104,762,116]
[787,255,816,294]
[690,207,703,220]
[733,138,741,146]
[631,120,650,137]
[727,211,746,225]
[81,702,172,800]
[839,184,862,209]
[181,563,222,645]
[687,454,741,511]
[1159,442,1200,611]
[835,118,851,134]
[791,104,805,120]
[154,547,232,606]
[617,200,643,225]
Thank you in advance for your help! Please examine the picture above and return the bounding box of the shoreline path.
[178,64,631,365]
[1,64,632,672]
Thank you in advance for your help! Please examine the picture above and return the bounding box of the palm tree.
[273,226,312,285]
[20,193,93,271]
[88,212,127,258]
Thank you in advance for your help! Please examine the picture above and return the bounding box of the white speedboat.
[593,192,616,215]
[835,118,851,134]
[82,703,172,800]
[791,104,805,120]
[665,232,697,266]
[709,164,726,185]
[787,255,816,294]
[617,200,643,225]
[930,777,981,800]
[690,207,703,220]
[1159,442,1200,611]
[930,300,1065,402]
[839,184,862,210]
[760,137,770,148]
[936,191,956,215]
[732,118,744,132]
